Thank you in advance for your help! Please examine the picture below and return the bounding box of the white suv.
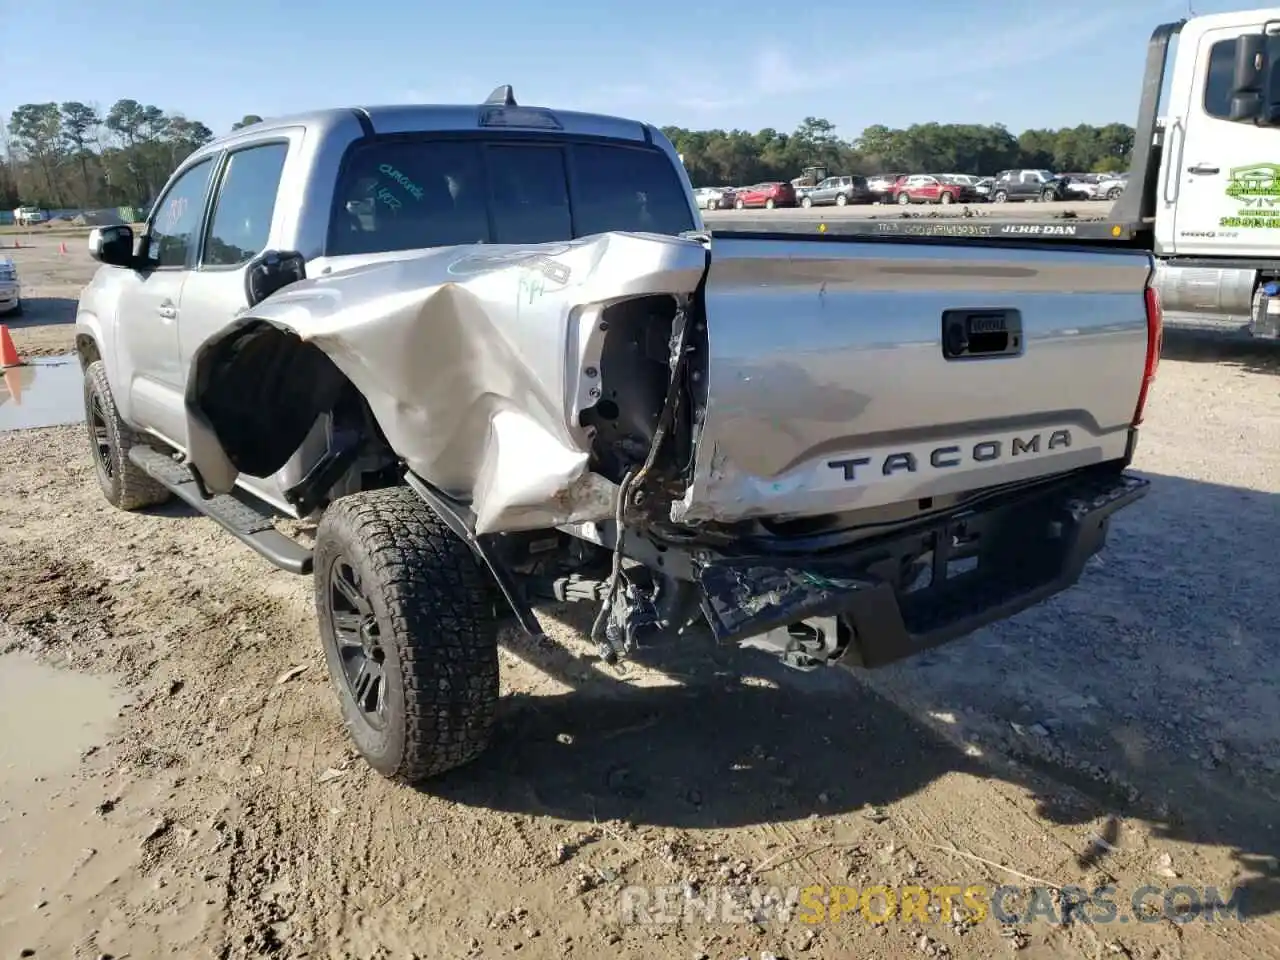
[0,258,20,315]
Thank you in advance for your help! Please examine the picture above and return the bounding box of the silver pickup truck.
[74,87,1161,784]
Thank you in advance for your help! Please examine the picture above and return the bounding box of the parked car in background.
[939,174,989,201]
[867,173,906,201]
[974,176,994,198]
[1061,175,1101,199]
[988,169,1071,203]
[800,175,872,207]
[12,206,45,227]
[891,174,980,205]
[694,186,736,210]
[0,257,21,315]
[734,181,797,209]
[1096,172,1128,200]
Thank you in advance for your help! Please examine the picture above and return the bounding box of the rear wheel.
[801,195,813,208]
[897,191,911,205]
[939,192,954,205]
[1040,190,1057,203]
[735,197,745,210]
[765,198,776,209]
[82,360,170,511]
[992,190,1008,203]
[835,193,848,206]
[1107,186,1123,200]
[314,487,503,783]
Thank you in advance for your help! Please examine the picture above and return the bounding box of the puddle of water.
[0,354,86,431]
[0,651,124,789]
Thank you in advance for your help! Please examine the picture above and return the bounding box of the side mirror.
[1230,32,1275,122]
[244,250,306,307]
[87,225,135,268]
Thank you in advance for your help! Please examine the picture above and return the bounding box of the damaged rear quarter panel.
[186,232,707,534]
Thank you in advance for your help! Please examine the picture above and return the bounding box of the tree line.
[664,117,1136,187]
[1,101,1136,210]
[0,100,264,211]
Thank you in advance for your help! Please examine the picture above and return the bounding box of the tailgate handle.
[1186,164,1219,175]
[941,309,1023,360]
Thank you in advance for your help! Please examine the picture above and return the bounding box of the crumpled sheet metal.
[187,232,707,534]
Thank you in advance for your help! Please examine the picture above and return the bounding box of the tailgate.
[674,236,1154,525]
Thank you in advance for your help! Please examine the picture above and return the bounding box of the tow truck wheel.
[82,360,171,512]
[314,487,503,784]
[897,191,911,205]
[835,193,848,206]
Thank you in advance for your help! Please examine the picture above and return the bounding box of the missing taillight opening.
[1133,285,1164,426]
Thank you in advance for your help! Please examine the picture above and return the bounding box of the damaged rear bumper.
[695,465,1148,669]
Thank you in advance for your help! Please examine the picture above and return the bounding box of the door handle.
[157,304,177,320]
[1186,164,1220,175]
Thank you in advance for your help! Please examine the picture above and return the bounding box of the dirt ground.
[2,235,1279,959]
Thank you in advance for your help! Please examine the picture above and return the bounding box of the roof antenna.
[484,85,517,107]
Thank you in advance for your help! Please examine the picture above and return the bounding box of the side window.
[1204,39,1238,118]
[1020,171,1036,184]
[571,143,697,237]
[149,159,214,268]
[203,143,290,268]
[1203,35,1280,118]
[485,145,572,243]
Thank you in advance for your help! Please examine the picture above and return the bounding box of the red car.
[890,175,980,205]
[734,181,796,209]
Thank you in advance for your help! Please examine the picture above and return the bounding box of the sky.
[0,0,1269,140]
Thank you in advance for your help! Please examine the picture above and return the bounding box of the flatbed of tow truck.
[705,213,1154,243]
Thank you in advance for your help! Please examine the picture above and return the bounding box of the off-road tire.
[83,360,170,511]
[314,487,503,783]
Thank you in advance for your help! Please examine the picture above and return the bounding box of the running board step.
[128,445,313,575]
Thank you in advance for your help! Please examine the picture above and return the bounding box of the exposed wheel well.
[76,334,101,369]
[192,320,396,501]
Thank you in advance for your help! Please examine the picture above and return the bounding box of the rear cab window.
[326,136,696,256]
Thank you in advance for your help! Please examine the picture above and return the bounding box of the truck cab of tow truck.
[1144,8,1280,336]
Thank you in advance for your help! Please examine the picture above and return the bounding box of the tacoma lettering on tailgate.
[827,429,1073,482]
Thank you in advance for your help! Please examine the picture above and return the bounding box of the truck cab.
[1133,8,1280,335]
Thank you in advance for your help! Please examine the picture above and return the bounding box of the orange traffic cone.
[0,324,24,369]
[59,241,67,255]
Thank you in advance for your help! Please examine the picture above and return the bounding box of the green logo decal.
[1221,163,1280,228]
